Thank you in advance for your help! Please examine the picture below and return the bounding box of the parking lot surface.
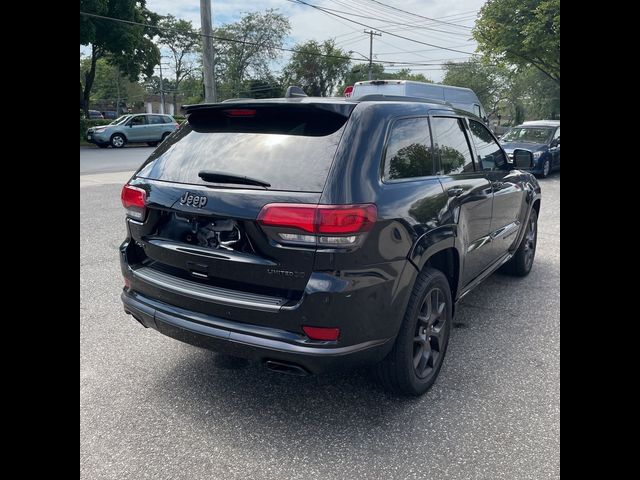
[80,150,560,480]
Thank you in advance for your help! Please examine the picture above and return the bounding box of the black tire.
[110,133,126,148]
[161,132,170,143]
[376,267,452,396]
[147,142,158,147]
[501,208,538,276]
[540,159,550,178]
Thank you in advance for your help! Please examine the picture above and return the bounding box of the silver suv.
[86,113,179,148]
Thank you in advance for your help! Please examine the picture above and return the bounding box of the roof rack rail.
[285,86,307,98]
[355,94,451,106]
[221,98,254,103]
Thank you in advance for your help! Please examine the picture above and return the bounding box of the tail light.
[343,85,353,97]
[257,203,377,247]
[121,184,146,221]
[224,109,257,117]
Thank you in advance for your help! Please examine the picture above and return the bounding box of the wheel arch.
[111,131,128,143]
[409,227,461,305]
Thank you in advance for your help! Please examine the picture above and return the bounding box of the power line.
[346,0,476,31]
[289,0,476,55]
[365,0,474,30]
[80,11,481,68]
[313,5,473,37]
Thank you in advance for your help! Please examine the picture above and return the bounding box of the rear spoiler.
[182,100,356,118]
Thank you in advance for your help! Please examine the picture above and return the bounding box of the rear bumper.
[121,289,393,374]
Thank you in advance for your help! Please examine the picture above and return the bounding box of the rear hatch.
[123,102,355,307]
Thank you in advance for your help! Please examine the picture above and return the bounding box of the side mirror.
[129,123,133,127]
[513,149,533,169]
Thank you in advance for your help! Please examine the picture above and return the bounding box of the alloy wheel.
[413,287,448,379]
[523,214,537,268]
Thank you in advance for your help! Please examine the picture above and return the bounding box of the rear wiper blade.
[197,170,271,187]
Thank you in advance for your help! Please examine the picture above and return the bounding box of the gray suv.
[86,113,179,148]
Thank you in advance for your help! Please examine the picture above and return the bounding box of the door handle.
[447,187,464,197]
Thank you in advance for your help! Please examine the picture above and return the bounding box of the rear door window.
[431,117,475,175]
[383,117,434,181]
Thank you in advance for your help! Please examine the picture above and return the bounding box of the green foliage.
[505,67,560,122]
[81,57,146,111]
[238,78,283,99]
[474,0,560,84]
[157,15,199,111]
[214,10,290,99]
[282,40,351,96]
[442,58,509,116]
[80,0,161,112]
[438,145,467,175]
[179,76,204,105]
[388,143,435,180]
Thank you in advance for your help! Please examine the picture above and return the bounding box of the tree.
[214,10,290,99]
[239,77,283,99]
[157,15,199,113]
[388,143,435,180]
[80,56,146,113]
[179,75,205,105]
[504,67,560,123]
[80,0,160,115]
[473,0,560,84]
[442,58,509,117]
[283,40,351,96]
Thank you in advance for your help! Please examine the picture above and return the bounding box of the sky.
[83,0,487,83]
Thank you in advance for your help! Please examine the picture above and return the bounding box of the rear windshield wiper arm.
[197,170,271,188]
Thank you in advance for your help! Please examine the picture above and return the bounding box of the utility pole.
[158,61,165,114]
[200,0,217,103]
[364,29,381,80]
[115,69,120,116]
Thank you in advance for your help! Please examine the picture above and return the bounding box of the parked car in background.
[346,80,489,123]
[500,120,560,178]
[102,111,118,119]
[88,110,104,119]
[86,113,179,148]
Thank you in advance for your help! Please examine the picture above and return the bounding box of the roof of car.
[520,120,560,127]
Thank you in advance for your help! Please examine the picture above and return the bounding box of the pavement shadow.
[149,347,442,443]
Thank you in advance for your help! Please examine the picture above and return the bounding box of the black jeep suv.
[120,94,541,396]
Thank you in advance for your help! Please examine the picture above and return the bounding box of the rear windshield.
[135,106,348,192]
[502,127,554,144]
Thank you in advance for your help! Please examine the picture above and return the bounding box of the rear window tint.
[135,107,349,192]
[383,117,434,180]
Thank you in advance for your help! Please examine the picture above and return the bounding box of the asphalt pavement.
[80,145,154,175]
[80,148,560,480]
